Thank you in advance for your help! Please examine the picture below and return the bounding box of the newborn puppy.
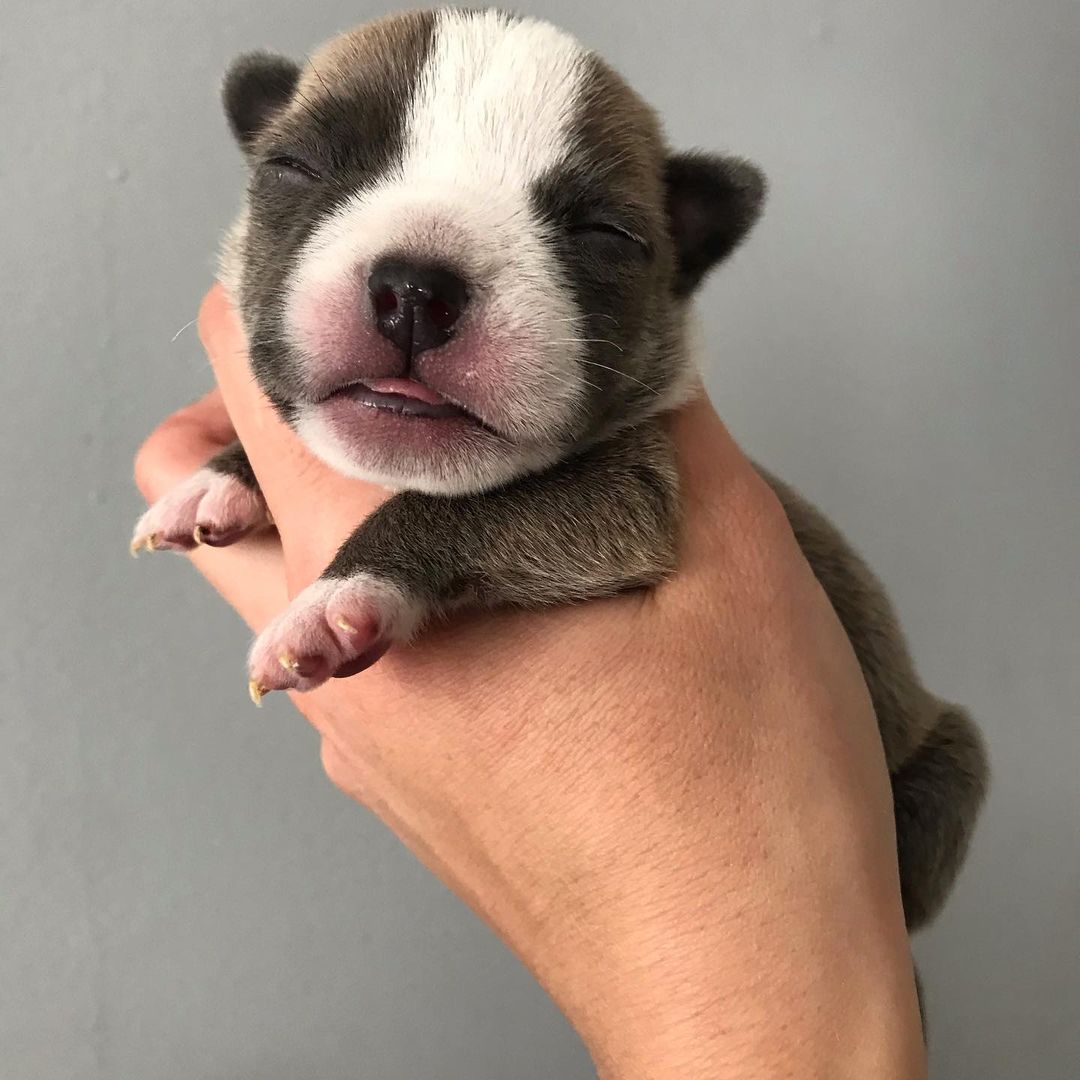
[134,8,985,933]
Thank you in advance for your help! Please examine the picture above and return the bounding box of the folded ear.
[664,153,767,297]
[223,52,301,151]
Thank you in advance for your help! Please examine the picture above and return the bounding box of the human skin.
[134,285,927,1079]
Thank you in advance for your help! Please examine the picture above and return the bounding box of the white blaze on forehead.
[407,9,588,188]
[287,10,595,457]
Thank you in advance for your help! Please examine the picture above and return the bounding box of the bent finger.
[134,388,236,504]
[132,388,291,630]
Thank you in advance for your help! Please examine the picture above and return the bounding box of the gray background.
[2,1,1077,1076]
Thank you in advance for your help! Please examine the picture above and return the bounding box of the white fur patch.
[292,406,568,496]
[409,10,587,191]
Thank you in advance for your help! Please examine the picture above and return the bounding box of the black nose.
[367,259,468,359]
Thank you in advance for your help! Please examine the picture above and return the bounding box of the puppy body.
[134,8,985,935]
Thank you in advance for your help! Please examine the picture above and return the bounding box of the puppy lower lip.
[315,379,508,439]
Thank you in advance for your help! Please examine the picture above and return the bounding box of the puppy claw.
[192,524,205,547]
[248,680,266,707]
[248,576,421,694]
[129,533,159,557]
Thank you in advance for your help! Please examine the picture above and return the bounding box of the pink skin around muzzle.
[287,272,549,445]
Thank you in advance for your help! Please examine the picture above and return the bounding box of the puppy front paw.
[247,575,423,701]
[131,468,270,555]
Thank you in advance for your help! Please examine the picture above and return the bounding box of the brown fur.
[295,11,437,115]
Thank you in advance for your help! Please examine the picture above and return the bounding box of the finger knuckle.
[319,737,363,799]
[133,432,167,501]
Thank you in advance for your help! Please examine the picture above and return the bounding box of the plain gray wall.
[2,1,1077,1077]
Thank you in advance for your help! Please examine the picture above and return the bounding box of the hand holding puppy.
[135,287,926,1079]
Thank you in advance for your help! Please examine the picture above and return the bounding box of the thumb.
[197,284,390,583]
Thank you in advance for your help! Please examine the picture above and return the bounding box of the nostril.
[427,297,460,332]
[372,286,399,318]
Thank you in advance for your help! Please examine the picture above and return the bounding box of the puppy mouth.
[327,377,471,421]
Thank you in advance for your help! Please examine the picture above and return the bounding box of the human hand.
[134,285,925,1079]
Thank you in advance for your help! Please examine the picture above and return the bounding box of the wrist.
[562,892,926,1080]
[513,808,926,1080]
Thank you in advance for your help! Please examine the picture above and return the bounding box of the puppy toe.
[132,468,269,556]
[246,575,421,698]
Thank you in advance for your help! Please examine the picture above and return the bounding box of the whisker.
[565,382,603,395]
[170,318,197,343]
[578,358,661,396]
[544,337,625,353]
[551,314,621,327]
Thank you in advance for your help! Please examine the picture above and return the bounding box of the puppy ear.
[223,52,301,150]
[664,153,767,297]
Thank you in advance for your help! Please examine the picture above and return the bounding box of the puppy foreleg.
[246,427,678,696]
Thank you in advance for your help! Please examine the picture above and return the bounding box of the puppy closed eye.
[569,222,651,257]
[259,154,323,185]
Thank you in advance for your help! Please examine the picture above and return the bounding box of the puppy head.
[222,9,765,494]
